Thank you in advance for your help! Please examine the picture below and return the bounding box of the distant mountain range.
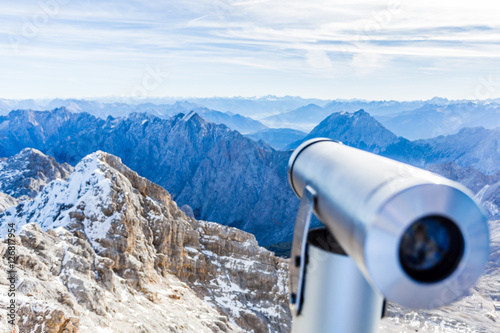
[379,101,500,140]
[0,96,329,119]
[262,100,426,131]
[262,98,500,139]
[1,107,500,246]
[0,99,267,135]
[4,97,500,140]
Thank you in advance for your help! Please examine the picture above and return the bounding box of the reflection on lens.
[399,216,464,283]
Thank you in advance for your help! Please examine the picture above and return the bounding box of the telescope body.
[288,138,489,309]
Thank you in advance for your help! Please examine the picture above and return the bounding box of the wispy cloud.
[1,0,499,99]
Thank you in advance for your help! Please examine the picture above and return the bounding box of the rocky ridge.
[0,151,290,332]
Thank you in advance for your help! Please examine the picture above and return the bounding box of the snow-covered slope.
[0,151,290,332]
[380,101,500,140]
[0,192,18,212]
[0,148,73,198]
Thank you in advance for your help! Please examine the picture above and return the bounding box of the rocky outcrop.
[0,151,290,332]
[0,148,73,198]
[0,224,239,333]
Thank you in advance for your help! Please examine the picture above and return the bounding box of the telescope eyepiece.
[398,216,464,283]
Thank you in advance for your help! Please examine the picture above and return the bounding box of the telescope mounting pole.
[290,186,385,333]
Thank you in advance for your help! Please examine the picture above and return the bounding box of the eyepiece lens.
[399,216,464,283]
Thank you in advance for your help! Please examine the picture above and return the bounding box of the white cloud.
[306,49,334,71]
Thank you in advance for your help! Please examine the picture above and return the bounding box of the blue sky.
[1,0,500,100]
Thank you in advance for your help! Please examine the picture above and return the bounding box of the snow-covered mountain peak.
[181,110,198,122]
[287,109,401,152]
[181,111,207,126]
[0,150,188,253]
[1,151,112,249]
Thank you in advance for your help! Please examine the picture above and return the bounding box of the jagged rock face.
[0,151,290,332]
[195,222,290,332]
[0,108,298,246]
[0,148,73,199]
[0,192,18,212]
[0,225,240,333]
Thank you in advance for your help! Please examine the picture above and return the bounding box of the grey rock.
[180,204,195,218]
[0,147,73,198]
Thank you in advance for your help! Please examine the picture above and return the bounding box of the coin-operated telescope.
[287,138,489,333]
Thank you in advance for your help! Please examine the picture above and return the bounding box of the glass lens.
[399,216,464,283]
